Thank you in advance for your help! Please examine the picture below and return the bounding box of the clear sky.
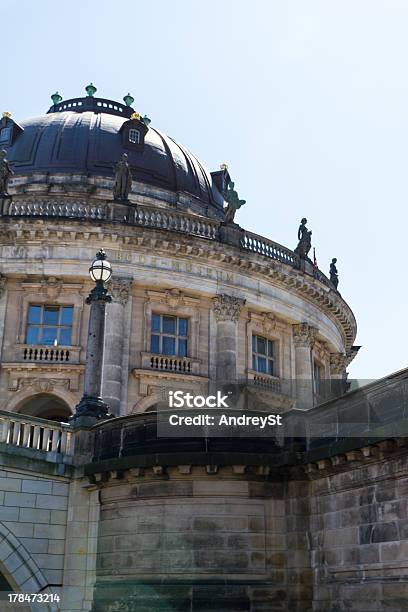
[2,0,407,380]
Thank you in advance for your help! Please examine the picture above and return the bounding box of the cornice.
[0,218,357,351]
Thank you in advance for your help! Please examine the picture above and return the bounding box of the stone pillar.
[212,294,245,384]
[292,323,317,410]
[102,278,132,415]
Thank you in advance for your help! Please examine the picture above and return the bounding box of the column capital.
[109,277,132,305]
[212,294,246,322]
[292,322,317,348]
[329,352,347,375]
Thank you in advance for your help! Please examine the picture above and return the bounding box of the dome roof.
[5,96,225,212]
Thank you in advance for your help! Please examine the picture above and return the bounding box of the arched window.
[128,129,140,145]
[18,394,72,422]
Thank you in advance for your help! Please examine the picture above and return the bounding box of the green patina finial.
[85,83,97,97]
[141,114,151,127]
[123,93,135,107]
[51,92,62,105]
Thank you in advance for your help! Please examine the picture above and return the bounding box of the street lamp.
[71,249,113,424]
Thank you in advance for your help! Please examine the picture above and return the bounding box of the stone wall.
[309,451,408,612]
[0,462,69,601]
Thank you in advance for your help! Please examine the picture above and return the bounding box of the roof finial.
[85,83,97,97]
[123,93,134,107]
[51,92,62,105]
[220,163,228,171]
[2,112,11,119]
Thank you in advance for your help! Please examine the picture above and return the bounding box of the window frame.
[252,334,275,376]
[128,128,141,145]
[26,304,74,347]
[150,313,189,358]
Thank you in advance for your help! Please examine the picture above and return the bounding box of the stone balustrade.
[0,410,73,456]
[3,198,336,290]
[23,346,71,362]
[141,352,200,375]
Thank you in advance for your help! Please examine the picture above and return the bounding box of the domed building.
[1,88,406,612]
[0,86,358,422]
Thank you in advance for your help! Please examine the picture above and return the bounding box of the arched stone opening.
[17,393,72,422]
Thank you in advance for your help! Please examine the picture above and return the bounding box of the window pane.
[43,307,59,325]
[59,328,72,345]
[257,337,266,355]
[163,336,175,355]
[252,335,256,352]
[178,318,188,336]
[43,327,58,345]
[151,334,160,353]
[163,316,176,334]
[26,326,39,344]
[61,307,73,325]
[178,339,187,357]
[252,354,257,371]
[268,341,274,357]
[28,306,41,324]
[268,359,274,376]
[257,356,267,373]
[152,314,161,332]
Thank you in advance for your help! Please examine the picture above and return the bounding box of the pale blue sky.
[3,0,407,380]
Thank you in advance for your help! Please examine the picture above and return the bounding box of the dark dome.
[6,97,225,211]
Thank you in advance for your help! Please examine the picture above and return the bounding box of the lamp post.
[71,249,113,424]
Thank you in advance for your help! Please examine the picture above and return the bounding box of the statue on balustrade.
[0,149,13,197]
[113,153,132,201]
[223,180,246,224]
[330,258,339,289]
[294,218,312,258]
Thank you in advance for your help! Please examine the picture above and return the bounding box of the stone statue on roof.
[330,258,339,289]
[113,153,132,201]
[294,218,312,258]
[223,180,246,224]
[0,149,13,197]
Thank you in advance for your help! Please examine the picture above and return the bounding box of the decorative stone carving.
[261,312,276,335]
[292,323,317,348]
[330,353,347,376]
[212,294,246,322]
[165,289,185,309]
[40,276,63,300]
[109,278,132,305]
[15,378,70,393]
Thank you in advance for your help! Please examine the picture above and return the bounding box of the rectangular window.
[26,305,74,346]
[252,334,275,376]
[128,128,140,144]
[151,314,188,357]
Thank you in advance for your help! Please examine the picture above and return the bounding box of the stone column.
[102,278,132,416]
[292,323,317,410]
[212,294,245,384]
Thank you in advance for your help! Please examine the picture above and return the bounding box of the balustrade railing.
[240,231,297,266]
[23,346,70,362]
[150,355,192,373]
[0,411,73,456]
[8,200,106,219]
[5,198,336,289]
